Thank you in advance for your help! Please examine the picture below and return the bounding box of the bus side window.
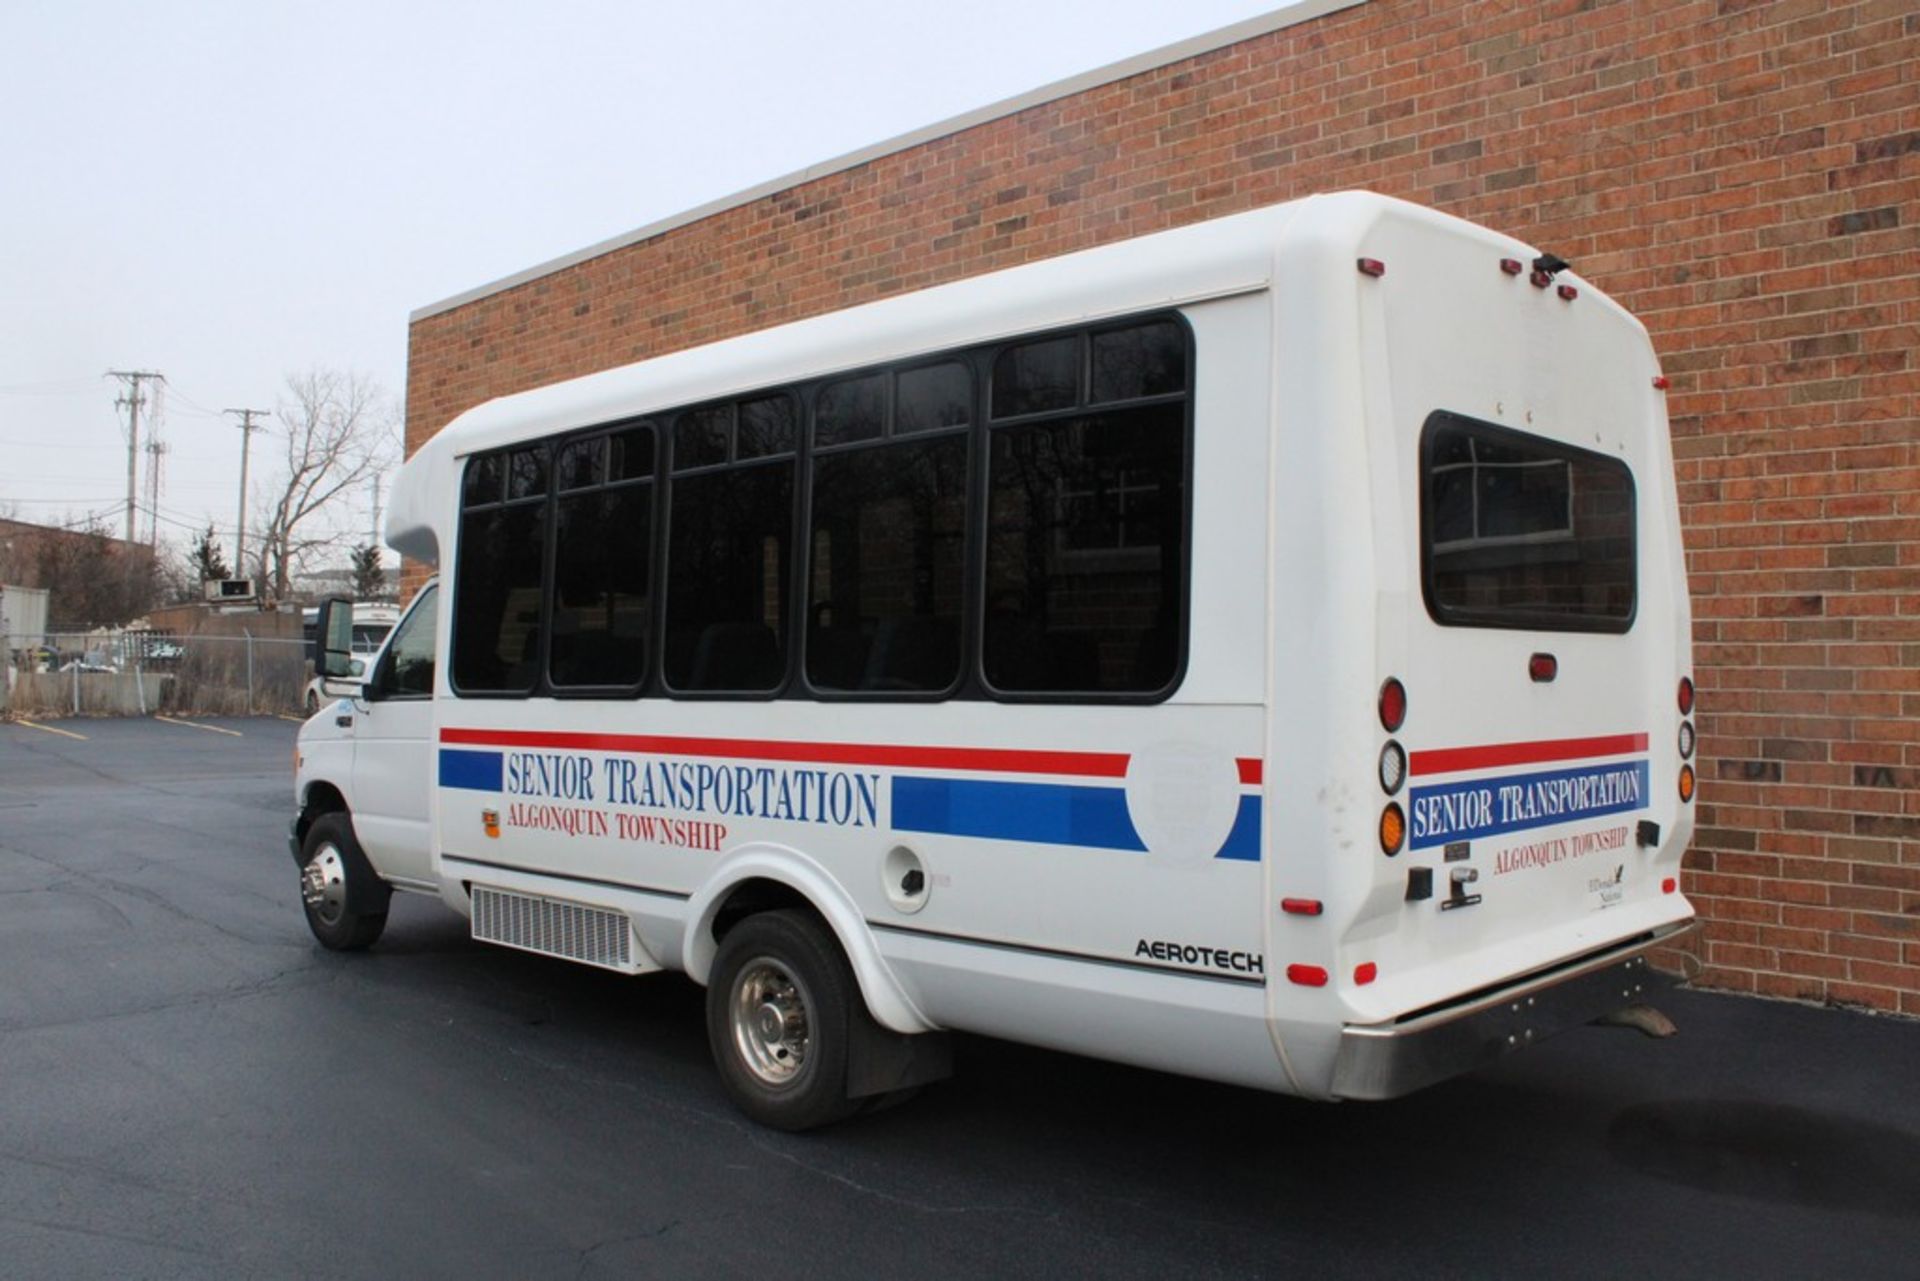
[453,446,549,694]
[983,320,1189,696]
[664,399,797,694]
[550,426,654,691]
[805,361,969,695]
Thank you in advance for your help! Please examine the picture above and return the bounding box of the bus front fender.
[682,845,937,1036]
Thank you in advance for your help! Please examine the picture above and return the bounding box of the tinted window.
[453,497,546,692]
[816,373,886,447]
[984,403,1185,694]
[808,435,967,693]
[737,394,796,459]
[550,425,655,689]
[556,437,606,491]
[896,362,971,435]
[506,447,547,500]
[1422,413,1636,631]
[383,587,438,698]
[674,407,730,471]
[1090,321,1186,403]
[992,335,1078,418]
[610,424,655,481]
[664,462,793,692]
[463,454,503,505]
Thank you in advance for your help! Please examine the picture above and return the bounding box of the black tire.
[298,813,389,951]
[706,910,861,1132]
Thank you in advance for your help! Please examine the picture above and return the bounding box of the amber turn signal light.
[1380,803,1406,856]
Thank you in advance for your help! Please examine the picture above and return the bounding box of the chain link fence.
[3,629,312,717]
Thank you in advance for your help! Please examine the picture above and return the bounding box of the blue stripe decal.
[1215,795,1262,861]
[1408,759,1649,850]
[439,748,503,792]
[893,776,1262,860]
[893,776,1146,852]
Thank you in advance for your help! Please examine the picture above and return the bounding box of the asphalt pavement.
[1,714,1916,1279]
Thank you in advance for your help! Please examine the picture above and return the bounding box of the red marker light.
[1530,269,1552,288]
[1281,898,1324,917]
[1500,258,1524,276]
[1678,677,1695,715]
[1652,375,1671,391]
[1357,257,1387,278]
[1354,962,1379,986]
[1558,284,1579,301]
[1379,678,1407,732]
[1662,878,1677,894]
[1528,653,1558,683]
[1287,964,1329,987]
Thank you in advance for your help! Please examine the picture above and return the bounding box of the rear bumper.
[1330,919,1701,1100]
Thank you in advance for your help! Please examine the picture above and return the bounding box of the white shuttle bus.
[295,192,1700,1130]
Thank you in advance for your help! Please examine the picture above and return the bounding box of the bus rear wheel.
[706,910,861,1131]
[299,813,389,951]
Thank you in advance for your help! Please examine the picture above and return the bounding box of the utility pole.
[144,437,168,545]
[224,407,270,580]
[369,473,382,546]
[108,370,165,543]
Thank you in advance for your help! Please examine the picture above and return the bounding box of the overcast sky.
[0,0,1295,571]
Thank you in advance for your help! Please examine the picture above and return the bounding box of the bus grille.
[470,885,637,972]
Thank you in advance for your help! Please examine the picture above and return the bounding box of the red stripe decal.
[445,727,1265,785]
[1410,733,1649,777]
[441,727,1131,778]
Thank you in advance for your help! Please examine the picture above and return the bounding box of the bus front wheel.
[706,910,861,1131]
[298,813,389,951]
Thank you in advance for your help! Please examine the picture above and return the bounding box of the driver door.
[349,585,439,889]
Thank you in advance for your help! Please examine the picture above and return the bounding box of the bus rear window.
[1420,413,1635,633]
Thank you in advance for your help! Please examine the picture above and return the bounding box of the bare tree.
[252,369,399,601]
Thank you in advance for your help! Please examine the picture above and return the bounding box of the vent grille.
[470,885,635,972]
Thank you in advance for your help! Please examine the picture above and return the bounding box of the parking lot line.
[14,718,88,741]
[154,715,243,737]
[276,713,306,723]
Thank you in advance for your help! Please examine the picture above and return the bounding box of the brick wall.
[407,0,1920,1013]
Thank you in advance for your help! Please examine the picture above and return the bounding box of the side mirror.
[314,597,355,678]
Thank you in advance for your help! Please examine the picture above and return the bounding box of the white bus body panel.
[341,191,1693,1102]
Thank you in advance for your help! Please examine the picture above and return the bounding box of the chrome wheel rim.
[730,957,811,1087]
[301,845,348,926]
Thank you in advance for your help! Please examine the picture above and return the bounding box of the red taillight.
[1678,677,1695,715]
[1662,877,1677,894]
[1287,964,1329,987]
[1357,257,1386,278]
[1354,962,1378,985]
[1500,257,1524,275]
[1652,375,1671,390]
[1281,898,1324,917]
[1528,653,1558,683]
[1378,678,1407,732]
